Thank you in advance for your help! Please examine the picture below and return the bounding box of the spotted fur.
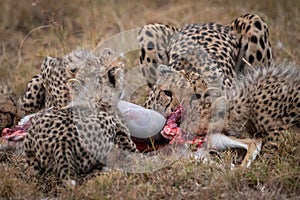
[24,50,138,183]
[152,61,299,166]
[139,14,273,115]
[0,83,22,131]
[22,49,92,114]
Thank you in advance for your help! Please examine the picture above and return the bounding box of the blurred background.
[1,0,299,95]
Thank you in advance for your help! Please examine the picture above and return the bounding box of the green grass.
[0,0,299,199]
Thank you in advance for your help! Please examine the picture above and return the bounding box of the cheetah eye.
[70,66,78,73]
[107,68,116,87]
[191,93,201,100]
[163,90,172,97]
[66,65,79,76]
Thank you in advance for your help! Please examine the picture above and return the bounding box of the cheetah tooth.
[117,100,166,140]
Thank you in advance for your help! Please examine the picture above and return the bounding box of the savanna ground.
[0,0,299,199]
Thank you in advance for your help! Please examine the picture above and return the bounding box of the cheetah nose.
[197,128,208,136]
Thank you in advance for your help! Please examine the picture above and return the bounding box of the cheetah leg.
[24,137,41,175]
[114,117,139,153]
[54,143,77,187]
[26,157,41,176]
[22,73,46,114]
[207,133,262,167]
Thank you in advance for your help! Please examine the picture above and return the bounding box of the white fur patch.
[207,133,248,151]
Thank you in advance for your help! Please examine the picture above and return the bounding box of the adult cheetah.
[138,14,273,114]
[21,14,273,117]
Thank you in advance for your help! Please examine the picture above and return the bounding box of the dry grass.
[0,0,299,199]
[1,131,299,199]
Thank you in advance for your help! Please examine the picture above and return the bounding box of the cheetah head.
[67,48,124,110]
[39,49,94,108]
[144,65,229,135]
[144,65,197,115]
[181,87,228,136]
[42,49,92,80]
[0,83,22,131]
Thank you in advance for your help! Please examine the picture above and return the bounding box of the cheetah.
[21,49,110,114]
[0,83,22,132]
[138,14,273,114]
[231,14,273,72]
[152,61,300,167]
[24,49,138,184]
[21,14,273,116]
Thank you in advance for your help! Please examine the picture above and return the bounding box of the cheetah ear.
[99,48,115,64]
[107,66,123,87]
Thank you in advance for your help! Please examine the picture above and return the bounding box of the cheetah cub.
[0,83,22,131]
[153,61,299,167]
[189,61,300,166]
[24,49,138,186]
